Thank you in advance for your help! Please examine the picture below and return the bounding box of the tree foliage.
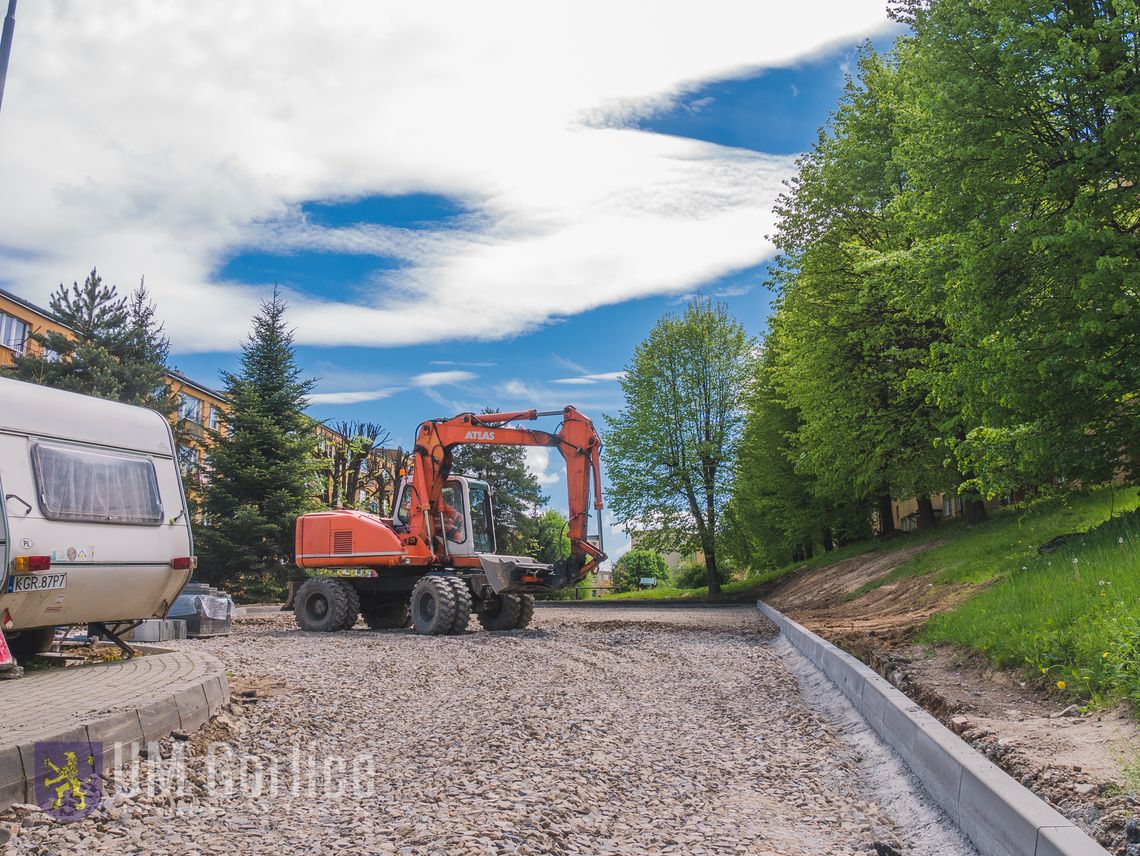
[604,298,755,595]
[9,268,173,414]
[316,420,395,513]
[892,0,1139,493]
[730,0,1137,570]
[529,509,571,565]
[611,549,670,594]
[724,345,871,571]
[197,290,317,601]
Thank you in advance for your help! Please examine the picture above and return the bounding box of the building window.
[41,346,61,362]
[178,392,201,424]
[31,442,164,525]
[178,444,200,477]
[208,405,220,431]
[0,312,29,354]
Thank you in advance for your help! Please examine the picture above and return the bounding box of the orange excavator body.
[294,406,605,594]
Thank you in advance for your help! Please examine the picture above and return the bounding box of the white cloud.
[498,379,545,400]
[410,370,477,388]
[524,446,561,488]
[309,388,402,405]
[552,371,626,385]
[0,2,891,352]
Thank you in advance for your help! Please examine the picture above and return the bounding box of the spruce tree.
[197,289,317,600]
[8,268,173,414]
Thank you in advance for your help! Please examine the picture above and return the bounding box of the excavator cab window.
[395,482,412,526]
[441,484,467,544]
[468,481,495,553]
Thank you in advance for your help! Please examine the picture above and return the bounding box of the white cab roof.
[0,377,175,457]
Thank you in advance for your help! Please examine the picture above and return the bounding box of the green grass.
[922,491,1140,707]
[846,486,1138,601]
[597,563,802,602]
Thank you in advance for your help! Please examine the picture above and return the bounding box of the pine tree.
[197,289,317,600]
[8,268,173,414]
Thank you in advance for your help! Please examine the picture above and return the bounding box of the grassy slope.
[923,493,1140,706]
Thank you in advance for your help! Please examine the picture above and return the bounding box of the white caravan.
[0,377,194,660]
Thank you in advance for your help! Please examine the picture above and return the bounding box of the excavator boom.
[408,406,606,590]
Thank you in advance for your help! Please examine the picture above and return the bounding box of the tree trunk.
[822,529,835,552]
[917,495,937,530]
[963,498,988,524]
[878,492,896,539]
[703,544,720,597]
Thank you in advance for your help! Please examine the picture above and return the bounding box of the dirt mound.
[765,542,978,650]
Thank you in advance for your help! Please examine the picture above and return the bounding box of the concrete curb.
[0,652,228,812]
[756,601,1107,856]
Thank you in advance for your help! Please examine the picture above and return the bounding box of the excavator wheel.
[476,593,522,631]
[337,580,361,630]
[362,603,411,630]
[409,575,458,636]
[445,577,472,635]
[294,577,352,632]
[514,594,535,630]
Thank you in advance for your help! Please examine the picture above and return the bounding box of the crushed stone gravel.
[3,606,974,855]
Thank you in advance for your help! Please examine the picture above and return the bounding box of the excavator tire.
[476,593,522,631]
[294,577,352,632]
[409,575,458,636]
[445,577,472,635]
[513,594,535,630]
[362,603,411,630]
[337,580,361,630]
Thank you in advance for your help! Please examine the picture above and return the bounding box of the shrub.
[612,549,670,593]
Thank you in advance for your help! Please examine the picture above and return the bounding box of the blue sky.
[170,39,884,448]
[0,3,898,556]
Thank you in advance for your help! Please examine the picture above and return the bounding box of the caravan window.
[31,443,164,525]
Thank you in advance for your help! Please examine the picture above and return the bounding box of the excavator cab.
[393,475,495,558]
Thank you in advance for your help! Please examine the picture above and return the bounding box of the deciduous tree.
[604,298,754,595]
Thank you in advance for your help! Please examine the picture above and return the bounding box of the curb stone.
[0,651,228,815]
[757,600,1107,856]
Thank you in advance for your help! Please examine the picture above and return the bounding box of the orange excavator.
[290,406,605,635]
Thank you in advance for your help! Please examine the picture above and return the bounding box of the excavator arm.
[407,406,606,590]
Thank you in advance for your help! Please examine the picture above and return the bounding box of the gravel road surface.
[4,606,973,855]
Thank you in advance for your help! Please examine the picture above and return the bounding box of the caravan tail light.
[171,556,197,571]
[2,610,12,631]
[12,556,51,573]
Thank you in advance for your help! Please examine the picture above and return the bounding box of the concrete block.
[136,696,182,744]
[86,710,145,771]
[174,684,210,733]
[202,675,227,715]
[909,722,971,823]
[819,646,848,688]
[1035,825,1109,856]
[0,745,26,809]
[959,764,1066,856]
[858,676,890,730]
[879,695,922,761]
[843,666,868,703]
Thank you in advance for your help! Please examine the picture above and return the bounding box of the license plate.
[7,573,67,593]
